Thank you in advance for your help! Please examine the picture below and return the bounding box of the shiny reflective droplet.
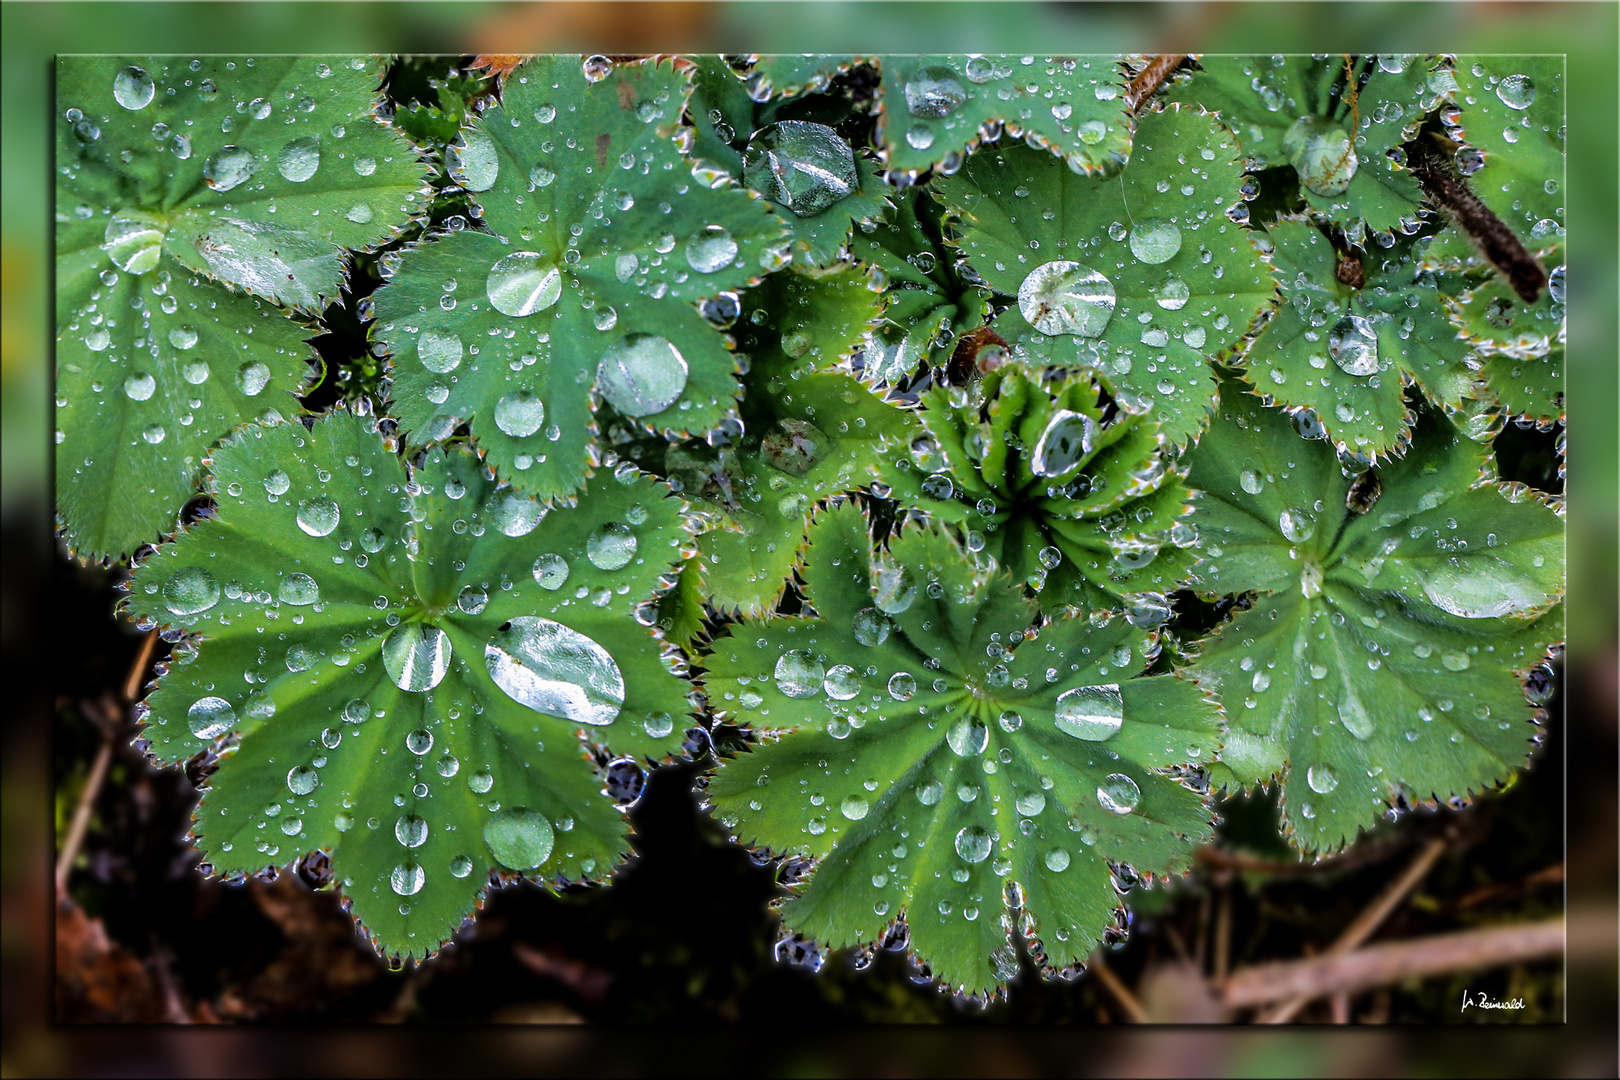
[873,560,917,615]
[113,65,156,110]
[485,616,624,725]
[487,252,562,317]
[277,572,320,606]
[946,717,989,757]
[852,607,892,647]
[457,584,488,615]
[1329,314,1379,376]
[163,566,220,615]
[1283,115,1357,197]
[418,329,464,373]
[170,325,200,350]
[450,854,474,878]
[1278,506,1315,543]
[1421,565,1551,619]
[1153,276,1190,311]
[468,768,494,794]
[760,418,828,476]
[484,807,554,869]
[917,779,945,806]
[494,493,543,537]
[124,371,157,401]
[187,696,235,739]
[888,672,916,701]
[1055,684,1124,741]
[383,624,453,692]
[296,496,340,537]
[905,124,935,150]
[1044,847,1071,872]
[493,390,545,438]
[103,210,165,274]
[597,333,688,418]
[1128,218,1182,264]
[1441,650,1471,672]
[742,120,857,217]
[1017,261,1116,338]
[685,225,738,273]
[905,66,966,118]
[586,522,637,570]
[1496,73,1536,110]
[1030,409,1097,477]
[1338,694,1375,739]
[774,650,825,698]
[202,145,256,192]
[395,814,428,848]
[531,553,569,590]
[277,137,320,182]
[1016,790,1047,816]
[1307,764,1338,794]
[390,862,425,896]
[286,765,319,796]
[1096,773,1141,814]
[954,825,992,863]
[1240,469,1264,495]
[840,794,870,821]
[448,130,499,191]
[823,664,860,700]
[236,361,271,396]
[405,729,435,756]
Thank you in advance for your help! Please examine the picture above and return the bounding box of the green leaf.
[671,265,913,616]
[704,503,1220,996]
[851,188,991,382]
[1450,245,1564,423]
[935,107,1277,447]
[686,56,893,268]
[874,55,1130,176]
[1451,57,1565,235]
[1184,382,1564,854]
[877,364,1195,612]
[125,411,694,959]
[372,55,790,502]
[1241,218,1475,458]
[744,54,858,101]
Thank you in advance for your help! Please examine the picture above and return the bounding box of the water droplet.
[417,329,464,373]
[685,225,738,274]
[1283,116,1357,197]
[823,664,860,700]
[1421,566,1549,619]
[873,560,917,615]
[113,65,156,110]
[947,718,989,757]
[277,572,320,606]
[395,814,428,848]
[1306,764,1338,794]
[286,765,319,795]
[493,390,546,438]
[742,120,857,217]
[383,624,453,692]
[581,55,613,82]
[485,616,624,725]
[1030,409,1097,477]
[761,418,829,476]
[390,862,425,896]
[1055,684,1124,741]
[123,371,157,401]
[1128,218,1182,264]
[954,825,992,863]
[448,130,499,191]
[1240,469,1264,495]
[457,585,488,615]
[103,210,165,275]
[170,325,200,351]
[840,794,870,821]
[1045,848,1071,872]
[1496,73,1536,110]
[917,779,945,805]
[852,608,892,647]
[405,729,434,756]
[1017,261,1116,338]
[163,566,220,615]
[487,252,562,317]
[494,493,543,537]
[1153,276,1190,311]
[1278,507,1315,543]
[296,496,340,537]
[1338,694,1375,739]
[1328,314,1379,376]
[597,333,688,418]
[277,137,320,182]
[449,854,474,878]
[187,696,235,739]
[1096,773,1141,814]
[468,768,494,794]
[905,67,966,118]
[1547,264,1565,304]
[532,553,569,590]
[484,807,554,869]
[1441,650,1471,672]
[202,145,256,192]
[774,650,825,698]
[887,672,916,701]
[1016,790,1047,816]
[585,522,637,570]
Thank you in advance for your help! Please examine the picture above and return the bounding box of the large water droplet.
[395,814,429,848]
[887,672,916,701]
[390,862,425,896]
[448,130,499,191]
[1328,314,1379,376]
[287,766,319,796]
[202,145,256,192]
[774,650,825,698]
[485,616,624,726]
[236,361,271,396]
[851,607,892,647]
[484,807,553,869]
[1337,693,1374,739]
[1030,409,1098,477]
[597,333,688,417]
[187,696,235,739]
[760,418,828,477]
[277,572,320,606]
[954,825,992,863]
[840,794,870,821]
[1017,261,1116,337]
[1495,73,1536,110]
[1277,507,1315,543]
[946,717,989,757]
[585,522,637,570]
[493,390,545,437]
[532,553,569,590]
[277,137,321,182]
[1045,848,1071,872]
[103,210,166,275]
[904,66,967,118]
[296,496,340,537]
[418,329,464,373]
[1055,684,1124,741]
[1421,565,1552,619]
[873,559,917,615]
[742,120,858,217]
[113,65,156,110]
[163,566,220,615]
[170,325,200,351]
[494,493,543,537]
[1096,773,1141,814]
[1306,764,1338,794]
[487,252,562,317]
[1128,218,1183,264]
[124,371,157,401]
[1153,276,1190,311]
[1283,116,1357,197]
[1016,790,1047,817]
[685,225,738,273]
[823,664,860,700]
[383,624,453,692]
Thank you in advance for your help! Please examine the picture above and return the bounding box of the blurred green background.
[6,2,1612,1075]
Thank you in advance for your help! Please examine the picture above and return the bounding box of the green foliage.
[704,502,1220,996]
[1184,381,1563,853]
[125,411,692,958]
[57,53,1565,986]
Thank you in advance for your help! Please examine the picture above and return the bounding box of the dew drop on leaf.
[103,211,165,274]
[1337,693,1375,739]
[163,565,220,615]
[531,553,569,590]
[685,225,738,274]
[1153,276,1190,311]
[1283,116,1357,197]
[774,649,825,698]
[449,854,474,878]
[286,766,319,795]
[493,390,546,438]
[1306,764,1338,794]
[187,696,235,739]
[596,333,688,418]
[1128,218,1182,265]
[123,371,157,401]
[484,616,625,725]
[236,361,271,396]
[873,561,917,615]
[457,585,488,615]
[905,66,967,118]
[1240,469,1264,495]
[383,624,453,692]
[395,814,428,847]
[494,493,543,537]
[448,130,499,191]
[1096,773,1141,814]
[390,862,425,896]
[202,145,256,192]
[483,807,554,869]
[468,767,494,794]
[112,65,156,111]
[486,253,562,318]
[277,573,320,606]
[296,496,340,537]
[277,137,320,182]
[840,794,870,821]
[405,729,434,755]
[1044,848,1071,872]
[917,779,945,805]
[742,120,858,217]
[851,607,892,647]
[1017,261,1116,338]
[1277,507,1315,543]
[1015,790,1047,816]
[1495,74,1536,110]
[585,522,637,571]
[823,664,860,700]
[1328,314,1379,376]
[954,825,992,863]
[1030,409,1098,477]
[888,672,916,701]
[1055,684,1123,741]
[418,329,464,373]
[946,717,989,757]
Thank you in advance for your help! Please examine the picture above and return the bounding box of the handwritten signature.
[1462,989,1525,1012]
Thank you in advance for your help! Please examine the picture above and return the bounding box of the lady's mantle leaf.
[1242,218,1474,458]
[372,55,790,501]
[1185,383,1563,854]
[936,107,1276,447]
[704,503,1219,997]
[1449,244,1563,424]
[878,364,1194,613]
[125,412,692,959]
[1450,57,1565,236]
